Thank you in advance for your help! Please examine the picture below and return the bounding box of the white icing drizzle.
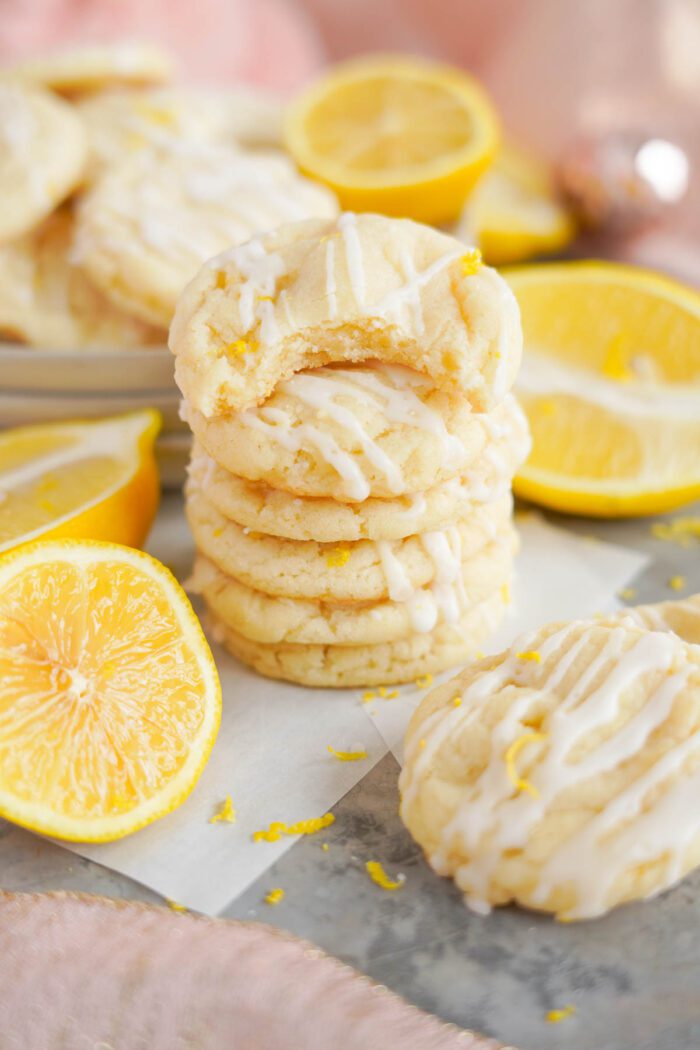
[374,249,462,334]
[212,236,286,341]
[401,622,700,919]
[337,212,366,310]
[325,239,337,319]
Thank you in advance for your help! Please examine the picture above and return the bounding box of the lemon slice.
[510,261,700,516]
[0,539,221,841]
[285,54,500,224]
[0,410,160,554]
[458,143,575,264]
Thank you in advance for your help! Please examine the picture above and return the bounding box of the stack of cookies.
[171,213,530,687]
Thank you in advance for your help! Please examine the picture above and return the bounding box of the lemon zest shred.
[668,575,686,591]
[366,860,404,891]
[418,738,427,749]
[226,338,258,357]
[452,695,462,707]
[215,270,227,290]
[617,587,637,601]
[546,1005,576,1024]
[500,582,511,605]
[460,248,483,276]
[322,842,330,852]
[253,812,334,842]
[326,546,351,568]
[327,744,367,762]
[378,687,399,699]
[264,887,285,905]
[361,691,377,703]
[517,650,541,663]
[505,732,547,798]
[209,795,237,824]
[166,899,187,912]
[415,673,433,689]
[651,516,700,547]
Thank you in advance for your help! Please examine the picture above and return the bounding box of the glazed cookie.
[618,593,700,645]
[0,83,87,242]
[192,528,516,645]
[170,212,522,417]
[186,488,512,600]
[400,617,700,921]
[187,431,527,542]
[184,365,529,500]
[76,88,234,183]
[0,210,165,349]
[5,42,174,96]
[211,588,507,687]
[76,144,338,326]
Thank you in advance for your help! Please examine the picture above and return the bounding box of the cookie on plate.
[170,212,522,417]
[0,210,165,349]
[5,41,174,96]
[0,83,87,242]
[76,144,338,327]
[183,366,528,501]
[401,616,700,920]
[211,587,508,688]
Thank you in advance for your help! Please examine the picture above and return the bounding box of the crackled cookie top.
[0,82,87,242]
[401,617,700,921]
[75,144,339,326]
[170,212,522,416]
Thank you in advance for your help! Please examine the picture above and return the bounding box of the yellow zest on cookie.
[668,575,686,591]
[452,696,463,707]
[253,813,335,842]
[226,338,258,358]
[418,738,427,749]
[651,517,700,546]
[264,888,285,906]
[366,860,405,890]
[327,744,367,762]
[618,587,637,601]
[415,673,433,689]
[505,731,547,798]
[215,271,227,291]
[500,582,511,605]
[441,350,459,372]
[166,899,187,913]
[460,248,483,276]
[326,546,351,568]
[209,795,236,824]
[517,650,541,663]
[546,1005,576,1024]
[135,102,177,128]
[601,334,634,382]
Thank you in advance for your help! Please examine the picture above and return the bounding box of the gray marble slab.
[2,498,700,1050]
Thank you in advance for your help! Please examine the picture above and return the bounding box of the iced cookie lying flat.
[401,615,700,921]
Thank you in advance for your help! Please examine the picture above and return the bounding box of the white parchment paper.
[59,500,648,915]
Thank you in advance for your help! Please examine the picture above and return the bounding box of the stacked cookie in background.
[172,212,530,688]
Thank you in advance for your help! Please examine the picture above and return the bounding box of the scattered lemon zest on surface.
[166,899,187,913]
[253,813,335,842]
[442,350,459,371]
[668,575,686,591]
[617,587,637,601]
[264,888,285,905]
[212,527,223,538]
[505,732,547,798]
[366,861,405,891]
[378,686,399,699]
[214,270,227,290]
[326,546,351,568]
[546,1005,576,1024]
[322,842,330,852]
[257,295,274,302]
[500,582,511,605]
[460,248,483,276]
[452,696,462,707]
[226,338,258,357]
[602,334,634,382]
[415,673,433,689]
[209,795,237,824]
[517,650,541,663]
[651,516,700,547]
[327,744,367,762]
[419,738,427,749]
[361,691,376,704]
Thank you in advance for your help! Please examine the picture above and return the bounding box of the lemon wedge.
[0,539,221,841]
[0,410,160,554]
[510,261,700,516]
[285,54,500,224]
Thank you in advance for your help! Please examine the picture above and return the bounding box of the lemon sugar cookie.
[0,82,87,243]
[401,617,700,920]
[183,368,529,501]
[5,42,174,96]
[76,145,339,326]
[170,212,522,417]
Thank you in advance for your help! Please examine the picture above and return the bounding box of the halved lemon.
[0,410,161,555]
[285,54,500,224]
[458,143,575,264]
[0,539,221,841]
[510,261,700,517]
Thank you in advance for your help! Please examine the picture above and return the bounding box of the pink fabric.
[0,891,507,1050]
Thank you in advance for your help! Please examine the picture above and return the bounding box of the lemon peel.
[264,888,285,905]
[668,574,687,591]
[546,1005,576,1024]
[460,248,483,276]
[366,860,405,891]
[209,795,236,824]
[326,546,351,568]
[517,650,541,663]
[651,517,700,546]
[415,673,433,689]
[378,686,399,699]
[618,587,637,601]
[505,732,547,798]
[452,695,463,707]
[166,899,187,913]
[327,744,367,762]
[361,691,376,703]
[253,813,335,842]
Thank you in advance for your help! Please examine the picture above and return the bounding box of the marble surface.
[2,498,700,1050]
